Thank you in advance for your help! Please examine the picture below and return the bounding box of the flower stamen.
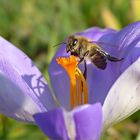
[56,55,88,109]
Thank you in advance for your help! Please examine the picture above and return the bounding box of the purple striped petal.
[87,21,140,104]
[0,37,56,111]
[34,103,102,140]
[0,56,46,122]
[48,28,116,110]
[102,21,140,129]
[0,37,57,122]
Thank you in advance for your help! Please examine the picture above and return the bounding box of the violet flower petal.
[103,56,140,130]
[34,108,69,140]
[0,37,56,110]
[107,21,140,56]
[73,103,102,140]
[100,21,140,129]
[75,27,116,41]
[80,21,140,105]
[48,28,116,110]
[102,21,140,129]
[0,56,46,122]
[34,103,102,140]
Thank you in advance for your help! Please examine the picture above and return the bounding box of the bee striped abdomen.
[89,50,107,70]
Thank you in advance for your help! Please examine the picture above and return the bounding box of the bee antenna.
[52,42,66,47]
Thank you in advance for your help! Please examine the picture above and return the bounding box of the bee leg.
[80,60,87,92]
[83,60,87,79]
[84,50,89,79]
[78,49,84,63]
[84,50,90,57]
[78,50,89,79]
[78,57,84,64]
[79,50,89,63]
[78,59,87,79]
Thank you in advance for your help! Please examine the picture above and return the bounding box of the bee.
[66,35,123,78]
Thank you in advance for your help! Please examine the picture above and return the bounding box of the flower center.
[56,55,88,109]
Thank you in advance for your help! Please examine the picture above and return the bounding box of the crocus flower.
[0,21,140,140]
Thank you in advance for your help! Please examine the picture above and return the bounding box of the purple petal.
[111,21,140,54]
[0,37,56,110]
[34,103,102,140]
[102,21,140,128]
[113,21,140,72]
[75,27,116,41]
[91,21,140,103]
[74,103,102,140]
[0,56,46,122]
[103,56,140,130]
[48,28,116,109]
[99,21,140,62]
[34,108,69,140]
[86,60,120,104]
[87,22,140,104]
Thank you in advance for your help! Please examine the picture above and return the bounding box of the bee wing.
[90,51,107,70]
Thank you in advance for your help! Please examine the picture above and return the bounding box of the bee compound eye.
[72,39,78,46]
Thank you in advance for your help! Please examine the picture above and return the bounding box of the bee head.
[66,35,78,53]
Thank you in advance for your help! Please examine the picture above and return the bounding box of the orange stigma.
[56,55,88,109]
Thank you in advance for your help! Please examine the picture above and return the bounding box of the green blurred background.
[0,0,140,139]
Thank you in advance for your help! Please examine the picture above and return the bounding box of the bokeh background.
[0,0,140,139]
